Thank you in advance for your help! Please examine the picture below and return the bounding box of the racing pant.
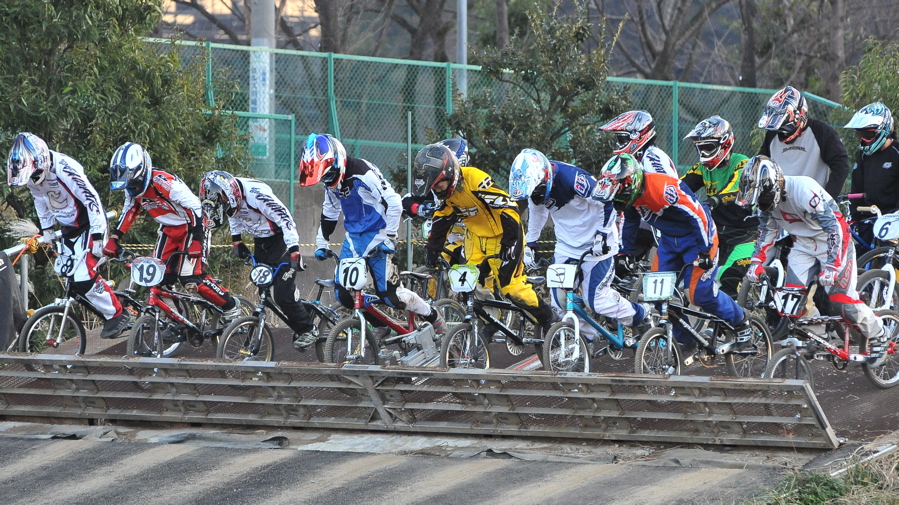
[785,236,882,339]
[334,230,433,327]
[254,234,313,334]
[550,254,646,340]
[464,232,553,325]
[155,224,236,311]
[653,233,744,343]
[58,228,123,320]
[717,226,757,298]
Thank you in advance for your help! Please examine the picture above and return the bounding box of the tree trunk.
[826,0,846,100]
[496,0,509,49]
[739,0,757,87]
[314,0,340,52]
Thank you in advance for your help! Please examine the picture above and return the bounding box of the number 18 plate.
[642,272,676,301]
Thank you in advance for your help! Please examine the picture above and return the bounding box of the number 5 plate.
[338,257,369,290]
[131,257,166,287]
[642,272,676,301]
[448,264,479,293]
[546,264,578,289]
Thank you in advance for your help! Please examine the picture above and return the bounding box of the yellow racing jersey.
[430,166,521,241]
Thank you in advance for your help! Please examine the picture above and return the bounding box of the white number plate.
[338,257,369,290]
[774,289,807,316]
[53,253,76,276]
[642,272,676,301]
[874,213,899,241]
[546,264,578,289]
[249,265,274,287]
[131,257,167,287]
[448,264,479,293]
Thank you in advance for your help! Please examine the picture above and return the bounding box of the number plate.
[338,257,369,290]
[131,257,166,287]
[53,253,76,276]
[874,213,899,241]
[642,272,676,301]
[774,288,807,317]
[249,265,274,287]
[546,264,578,289]
[448,264,479,293]
[421,219,433,240]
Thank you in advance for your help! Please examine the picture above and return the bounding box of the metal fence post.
[407,110,413,271]
[671,80,679,169]
[327,53,340,138]
[19,255,28,312]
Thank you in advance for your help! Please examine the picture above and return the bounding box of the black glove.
[233,241,251,259]
[424,248,439,268]
[615,254,636,278]
[695,251,714,270]
[704,196,720,211]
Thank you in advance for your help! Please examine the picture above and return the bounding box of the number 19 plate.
[642,272,676,301]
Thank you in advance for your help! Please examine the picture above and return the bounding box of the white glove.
[41,229,55,246]
[523,246,537,269]
[592,233,610,256]
[746,262,765,283]
[819,266,838,287]
[91,238,105,258]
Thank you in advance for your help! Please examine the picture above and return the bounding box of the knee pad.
[197,277,234,310]
[71,279,96,298]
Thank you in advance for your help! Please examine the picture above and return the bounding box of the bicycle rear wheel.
[217,316,274,362]
[857,246,896,273]
[18,305,86,356]
[725,314,773,378]
[542,321,589,373]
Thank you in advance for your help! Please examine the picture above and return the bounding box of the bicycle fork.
[47,298,76,349]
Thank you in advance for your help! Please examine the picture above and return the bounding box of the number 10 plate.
[642,272,676,301]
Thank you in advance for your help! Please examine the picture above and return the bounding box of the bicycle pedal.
[592,346,608,358]
[683,354,697,366]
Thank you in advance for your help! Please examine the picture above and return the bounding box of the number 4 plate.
[642,272,676,301]
[131,257,166,287]
[448,264,479,293]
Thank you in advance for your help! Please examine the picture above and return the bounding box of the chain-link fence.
[147,39,841,209]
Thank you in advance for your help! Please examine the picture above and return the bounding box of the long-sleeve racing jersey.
[621,171,716,254]
[759,118,850,199]
[27,151,108,238]
[229,178,299,249]
[419,166,522,257]
[316,157,402,248]
[525,161,618,259]
[114,169,203,236]
[751,175,849,271]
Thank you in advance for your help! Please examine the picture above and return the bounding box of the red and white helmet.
[599,110,657,156]
[758,86,808,143]
[683,116,735,169]
[299,133,347,187]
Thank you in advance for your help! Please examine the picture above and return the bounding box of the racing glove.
[233,241,251,260]
[695,251,714,270]
[819,266,839,287]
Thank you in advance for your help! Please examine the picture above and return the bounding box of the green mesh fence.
[146,39,840,204]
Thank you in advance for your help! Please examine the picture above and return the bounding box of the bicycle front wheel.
[433,298,466,325]
[439,322,490,369]
[217,316,275,362]
[18,305,86,356]
[634,327,681,376]
[862,309,899,388]
[542,321,589,373]
[323,318,379,365]
[764,347,815,389]
[725,314,773,378]
[127,314,182,358]
[857,246,896,273]
[857,269,899,311]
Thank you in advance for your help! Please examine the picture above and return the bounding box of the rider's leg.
[63,233,123,321]
[717,226,756,298]
[582,255,647,328]
[254,235,313,335]
[488,236,554,327]
[366,241,445,332]
[654,235,690,346]
[548,255,597,340]
[159,225,237,313]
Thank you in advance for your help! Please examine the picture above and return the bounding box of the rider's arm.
[316,188,342,250]
[806,188,847,270]
[251,188,300,250]
[619,207,640,255]
[113,193,140,238]
[426,206,456,259]
[751,211,780,266]
[361,168,402,240]
[680,164,704,193]
[32,194,56,232]
[56,160,107,238]
[810,120,850,199]
[525,199,549,247]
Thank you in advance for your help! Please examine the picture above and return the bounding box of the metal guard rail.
[0,354,838,449]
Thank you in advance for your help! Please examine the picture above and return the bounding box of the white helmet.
[7,132,51,186]
[109,142,153,196]
[508,149,554,204]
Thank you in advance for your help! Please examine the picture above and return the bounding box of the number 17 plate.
[642,272,676,301]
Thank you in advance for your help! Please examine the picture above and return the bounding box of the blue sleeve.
[620,207,640,255]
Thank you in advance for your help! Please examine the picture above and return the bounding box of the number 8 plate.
[131,257,167,287]
[642,272,676,301]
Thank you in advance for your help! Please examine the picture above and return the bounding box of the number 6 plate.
[338,257,369,290]
[448,264,479,293]
[642,272,676,301]
[546,264,578,289]
[131,257,166,287]
[874,213,899,241]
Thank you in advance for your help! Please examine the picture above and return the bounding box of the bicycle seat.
[315,279,336,288]
[400,271,432,281]
[527,276,545,286]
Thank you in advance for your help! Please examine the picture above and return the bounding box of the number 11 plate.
[642,272,676,301]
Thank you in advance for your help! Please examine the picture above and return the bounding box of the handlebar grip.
[857,206,878,214]
[847,193,864,199]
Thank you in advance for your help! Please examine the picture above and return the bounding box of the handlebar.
[857,205,881,217]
